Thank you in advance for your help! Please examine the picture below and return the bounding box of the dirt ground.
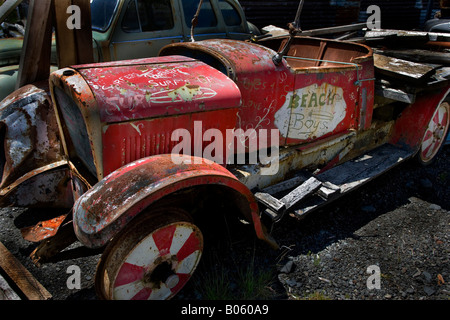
[0,146,449,301]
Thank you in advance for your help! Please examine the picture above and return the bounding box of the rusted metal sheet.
[0,84,63,186]
[73,154,277,249]
[373,53,438,84]
[20,213,68,242]
[0,82,71,207]
[0,165,74,208]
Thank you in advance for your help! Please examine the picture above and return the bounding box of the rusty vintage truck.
[0,6,449,300]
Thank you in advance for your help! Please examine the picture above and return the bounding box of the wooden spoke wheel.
[418,100,449,165]
[95,208,203,300]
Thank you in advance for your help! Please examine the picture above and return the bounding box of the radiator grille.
[54,87,96,177]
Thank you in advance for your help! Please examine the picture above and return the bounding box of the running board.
[255,144,415,221]
[255,177,322,222]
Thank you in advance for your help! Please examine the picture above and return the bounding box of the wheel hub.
[144,258,180,290]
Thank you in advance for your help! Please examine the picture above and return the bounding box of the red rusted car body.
[0,35,449,300]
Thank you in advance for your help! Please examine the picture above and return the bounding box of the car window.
[138,0,174,31]
[182,0,218,28]
[91,0,120,32]
[218,0,241,26]
[122,0,140,32]
[122,0,174,33]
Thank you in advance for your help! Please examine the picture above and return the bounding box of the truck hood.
[51,55,242,124]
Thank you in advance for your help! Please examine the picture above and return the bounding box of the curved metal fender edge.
[73,154,278,250]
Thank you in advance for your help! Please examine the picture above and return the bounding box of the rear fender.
[390,87,450,150]
[73,154,277,249]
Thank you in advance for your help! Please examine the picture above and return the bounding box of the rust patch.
[20,214,69,242]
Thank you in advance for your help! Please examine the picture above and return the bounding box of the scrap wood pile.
[360,29,450,103]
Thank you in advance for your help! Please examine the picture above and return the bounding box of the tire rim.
[420,101,449,163]
[97,218,203,300]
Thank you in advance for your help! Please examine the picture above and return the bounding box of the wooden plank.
[280,177,322,210]
[254,192,285,212]
[0,241,52,300]
[293,144,415,220]
[0,0,23,24]
[376,49,450,66]
[317,182,341,200]
[54,0,94,67]
[317,144,414,193]
[375,86,416,104]
[373,53,437,84]
[15,0,53,89]
[72,0,94,64]
[261,173,309,195]
[54,0,77,68]
[365,29,450,42]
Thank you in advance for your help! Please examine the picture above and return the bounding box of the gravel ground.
[273,147,450,301]
[0,146,449,301]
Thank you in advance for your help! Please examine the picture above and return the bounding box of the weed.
[288,290,331,300]
[313,254,321,267]
[304,291,331,300]
[195,266,235,300]
[237,263,275,300]
[194,241,276,300]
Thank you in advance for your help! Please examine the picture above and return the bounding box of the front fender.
[73,154,277,249]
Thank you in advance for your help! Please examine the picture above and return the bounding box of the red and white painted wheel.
[418,100,449,165]
[95,208,203,300]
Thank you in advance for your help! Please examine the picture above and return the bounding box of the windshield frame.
[91,0,121,32]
